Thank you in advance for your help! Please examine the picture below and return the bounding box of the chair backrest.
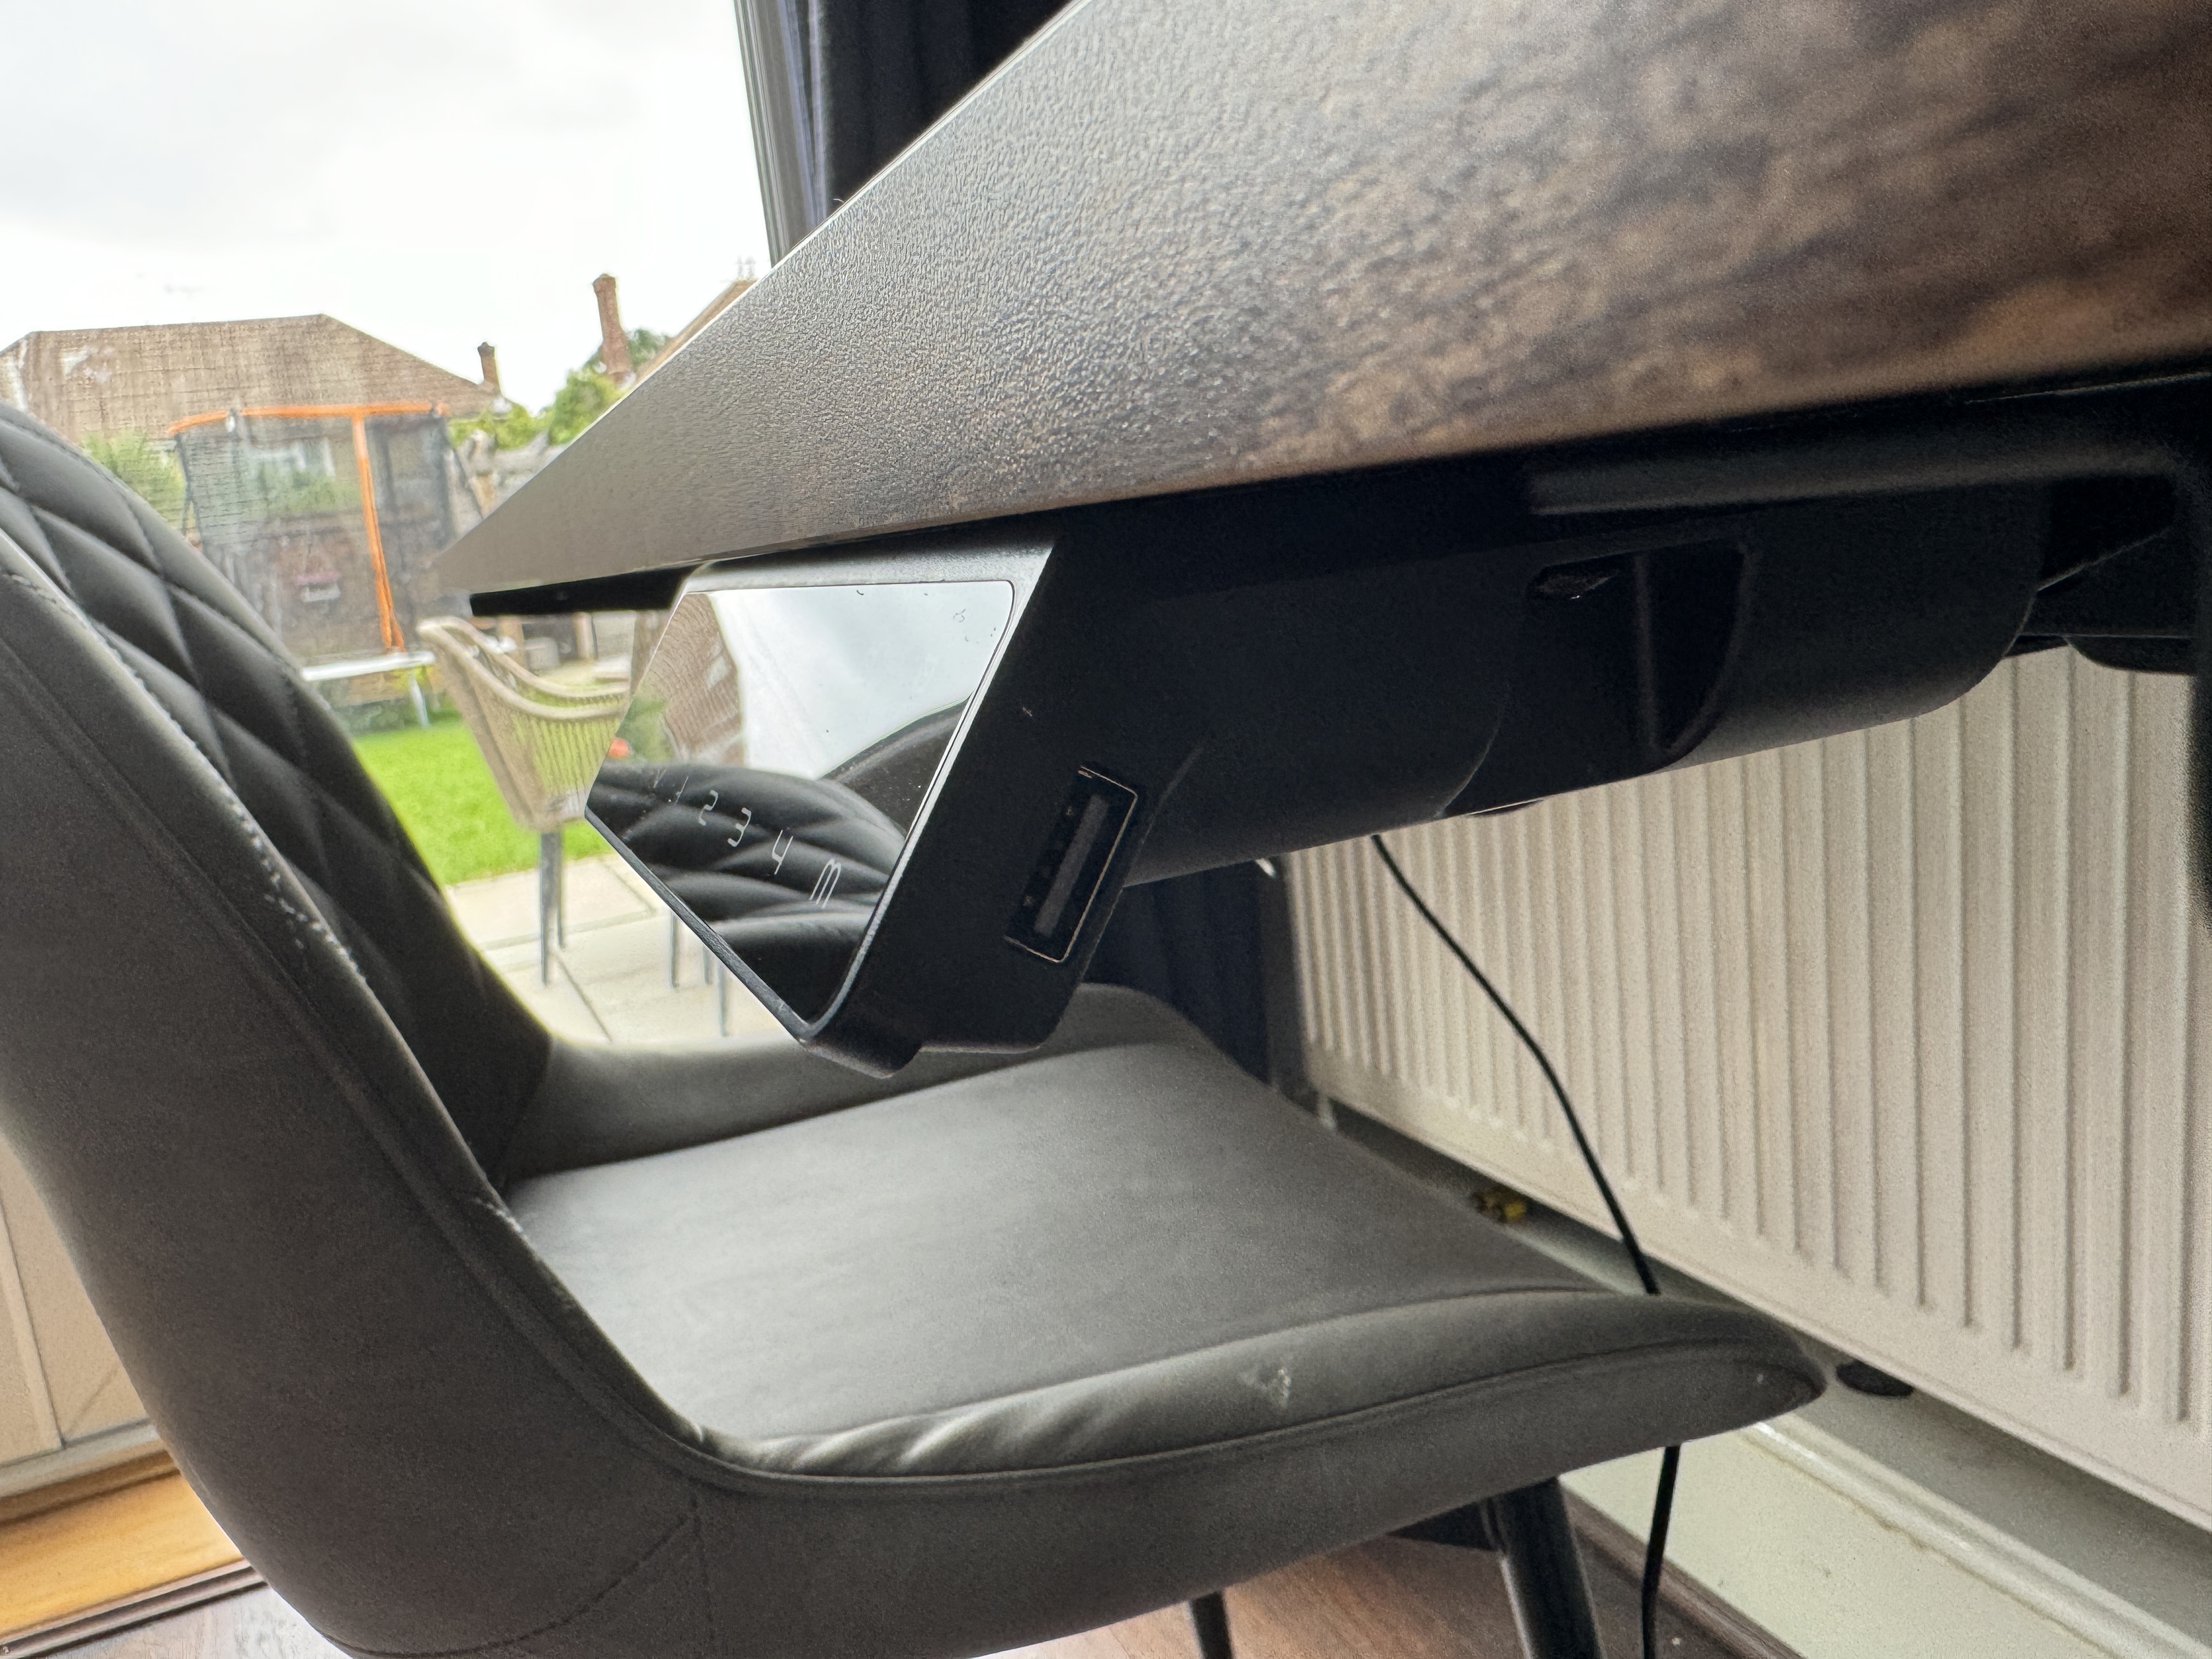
[420,615,628,833]
[0,409,549,1166]
[0,407,686,1653]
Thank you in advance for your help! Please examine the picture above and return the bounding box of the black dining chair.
[0,402,1819,1659]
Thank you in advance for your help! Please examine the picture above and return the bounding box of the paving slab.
[478,940,612,1045]
[445,854,653,951]
[454,860,787,1050]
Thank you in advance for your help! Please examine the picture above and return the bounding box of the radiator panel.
[1290,650,2210,1525]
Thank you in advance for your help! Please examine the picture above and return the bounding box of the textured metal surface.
[1290,650,2212,1528]
[442,0,2212,595]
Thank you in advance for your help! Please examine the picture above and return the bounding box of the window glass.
[0,1,782,1047]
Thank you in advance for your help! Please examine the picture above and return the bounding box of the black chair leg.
[537,830,564,983]
[1397,1479,1606,1659]
[1187,1591,1233,1659]
[1485,1481,1606,1659]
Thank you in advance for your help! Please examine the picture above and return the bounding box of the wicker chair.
[419,617,628,981]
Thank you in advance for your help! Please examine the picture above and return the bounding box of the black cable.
[1368,835,1658,1288]
[1368,833,1679,1659]
[1640,1444,1681,1659]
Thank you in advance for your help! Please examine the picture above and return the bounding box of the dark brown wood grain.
[443,0,2212,595]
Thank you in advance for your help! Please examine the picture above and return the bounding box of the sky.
[0,0,770,411]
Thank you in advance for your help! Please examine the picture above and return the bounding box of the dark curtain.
[1086,866,1271,1082]
[737,0,1068,252]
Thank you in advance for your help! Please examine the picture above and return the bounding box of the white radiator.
[1289,648,2211,1527]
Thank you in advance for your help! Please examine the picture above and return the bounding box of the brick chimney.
[592,274,633,382]
[476,342,501,396]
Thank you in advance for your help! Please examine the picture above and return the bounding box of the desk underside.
[440,0,2212,596]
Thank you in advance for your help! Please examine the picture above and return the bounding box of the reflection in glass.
[590,579,1014,1019]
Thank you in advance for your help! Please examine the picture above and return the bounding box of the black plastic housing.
[606,463,2056,1073]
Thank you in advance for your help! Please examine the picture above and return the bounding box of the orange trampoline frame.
[169,402,450,653]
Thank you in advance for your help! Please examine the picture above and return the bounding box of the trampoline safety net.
[172,407,472,665]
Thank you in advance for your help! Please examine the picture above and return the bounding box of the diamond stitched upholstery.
[0,404,548,1167]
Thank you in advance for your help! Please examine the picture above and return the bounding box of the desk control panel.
[572,441,2117,1073]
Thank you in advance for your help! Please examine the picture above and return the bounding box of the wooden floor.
[0,1454,243,1648]
[44,1529,1768,1659]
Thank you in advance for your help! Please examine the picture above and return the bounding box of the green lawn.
[353,716,607,886]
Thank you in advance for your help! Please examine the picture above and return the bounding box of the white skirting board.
[0,1419,161,1502]
[1565,1424,2209,1659]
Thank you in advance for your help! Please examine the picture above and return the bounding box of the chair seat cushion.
[508,1037,1814,1477]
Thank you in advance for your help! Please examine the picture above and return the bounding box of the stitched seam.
[0,436,340,982]
[123,571,438,913]
[201,657,441,895]
[139,549,239,777]
[48,586,364,977]
[142,547,517,1128]
[1,562,86,623]
[212,698,342,885]
[344,1506,697,1659]
[720,1337,1818,1485]
[733,1285,1619,1463]
[27,509,167,635]
[95,622,243,782]
[0,504,72,598]
[162,577,309,755]
[12,417,537,1091]
[159,554,276,646]
[163,578,339,752]
[5,419,156,562]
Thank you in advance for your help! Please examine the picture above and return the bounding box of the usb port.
[1006,769,1138,962]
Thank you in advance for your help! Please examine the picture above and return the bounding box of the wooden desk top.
[440,0,2212,596]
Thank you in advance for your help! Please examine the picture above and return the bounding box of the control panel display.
[590,576,1014,1020]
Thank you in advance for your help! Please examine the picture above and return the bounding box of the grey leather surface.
[512,1041,1806,1474]
[0,402,1821,1659]
[502,982,1216,1180]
